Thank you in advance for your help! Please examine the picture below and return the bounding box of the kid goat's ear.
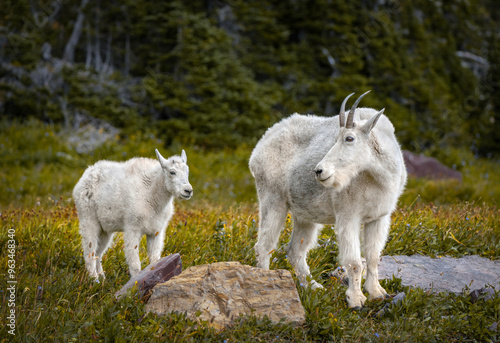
[155,149,168,169]
[181,149,187,163]
[361,108,385,134]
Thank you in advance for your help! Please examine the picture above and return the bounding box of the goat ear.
[181,149,187,163]
[361,108,384,134]
[155,149,168,169]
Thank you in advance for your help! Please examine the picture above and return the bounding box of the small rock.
[376,292,406,317]
[329,266,349,286]
[115,254,182,300]
[489,321,498,332]
[469,287,495,303]
[145,261,306,329]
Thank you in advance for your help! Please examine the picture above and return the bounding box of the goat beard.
[329,167,360,191]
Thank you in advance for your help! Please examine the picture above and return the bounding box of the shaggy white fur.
[73,149,193,278]
[249,92,407,308]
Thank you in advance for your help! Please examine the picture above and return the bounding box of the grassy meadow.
[1,120,499,342]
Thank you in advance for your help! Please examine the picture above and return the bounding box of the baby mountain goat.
[249,91,407,308]
[73,149,193,279]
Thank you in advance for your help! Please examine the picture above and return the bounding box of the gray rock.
[68,114,119,154]
[378,255,500,294]
[145,261,306,329]
[403,150,462,181]
[490,321,498,332]
[115,254,182,299]
[377,292,406,317]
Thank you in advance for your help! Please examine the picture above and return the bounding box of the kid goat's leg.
[287,217,323,289]
[94,231,115,278]
[146,228,166,265]
[254,192,287,270]
[79,216,101,279]
[336,217,366,308]
[363,215,391,300]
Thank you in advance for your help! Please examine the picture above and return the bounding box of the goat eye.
[345,136,354,142]
[170,170,176,175]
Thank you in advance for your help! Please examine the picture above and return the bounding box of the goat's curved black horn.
[346,90,371,129]
[339,92,355,128]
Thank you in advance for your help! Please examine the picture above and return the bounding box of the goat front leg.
[123,230,142,277]
[336,218,366,308]
[363,215,391,300]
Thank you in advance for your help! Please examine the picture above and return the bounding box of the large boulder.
[145,261,306,329]
[403,150,462,181]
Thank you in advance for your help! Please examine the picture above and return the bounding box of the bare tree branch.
[63,0,90,63]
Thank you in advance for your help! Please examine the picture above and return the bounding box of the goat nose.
[315,168,323,177]
[184,188,192,195]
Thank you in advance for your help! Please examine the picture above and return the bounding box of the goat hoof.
[310,280,324,290]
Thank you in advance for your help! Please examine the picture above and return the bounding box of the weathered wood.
[115,253,182,300]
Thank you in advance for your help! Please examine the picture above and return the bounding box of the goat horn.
[346,90,371,129]
[339,92,355,128]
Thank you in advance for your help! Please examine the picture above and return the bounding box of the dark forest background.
[1,0,500,156]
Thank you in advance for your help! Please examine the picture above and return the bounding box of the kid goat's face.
[156,149,193,200]
[166,159,193,200]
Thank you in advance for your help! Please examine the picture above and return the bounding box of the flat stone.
[378,255,500,294]
[145,261,306,329]
[115,254,182,299]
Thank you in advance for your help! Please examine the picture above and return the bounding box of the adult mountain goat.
[249,91,407,308]
[73,149,193,279]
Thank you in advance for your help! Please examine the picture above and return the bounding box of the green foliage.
[387,203,499,259]
[1,0,500,154]
[141,10,280,148]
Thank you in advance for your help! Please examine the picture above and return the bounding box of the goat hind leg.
[254,194,287,270]
[94,231,115,278]
[363,215,390,300]
[287,218,323,289]
[79,217,101,279]
[146,228,166,265]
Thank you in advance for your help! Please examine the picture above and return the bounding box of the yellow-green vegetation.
[1,121,499,342]
[1,119,499,209]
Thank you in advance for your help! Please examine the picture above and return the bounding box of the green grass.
[0,202,498,342]
[0,120,499,342]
